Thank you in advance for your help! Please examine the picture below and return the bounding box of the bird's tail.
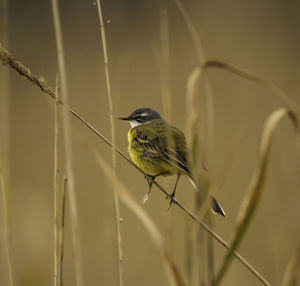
[188,177,226,217]
[211,196,226,216]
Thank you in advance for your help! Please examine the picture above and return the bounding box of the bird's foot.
[166,192,176,210]
[144,174,156,196]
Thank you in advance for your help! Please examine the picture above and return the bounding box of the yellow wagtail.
[119,107,225,216]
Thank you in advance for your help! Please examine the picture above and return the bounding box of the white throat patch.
[129,121,143,128]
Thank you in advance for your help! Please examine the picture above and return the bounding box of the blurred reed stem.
[0,1,14,285]
[51,1,83,286]
[53,78,60,286]
[0,44,270,285]
[59,176,68,286]
[95,1,124,285]
[0,171,15,286]
[0,0,10,170]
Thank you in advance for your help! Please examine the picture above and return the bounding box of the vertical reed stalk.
[53,78,59,286]
[0,171,15,286]
[0,0,10,168]
[51,1,83,285]
[0,1,14,285]
[59,176,68,286]
[96,1,124,285]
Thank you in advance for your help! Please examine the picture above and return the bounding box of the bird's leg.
[166,173,181,209]
[145,172,169,196]
[144,174,156,196]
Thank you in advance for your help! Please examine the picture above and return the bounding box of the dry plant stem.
[95,1,124,285]
[0,0,10,172]
[0,172,15,286]
[59,176,68,286]
[0,3,13,285]
[50,2,83,286]
[0,44,270,286]
[53,77,59,286]
[280,245,300,286]
[214,108,298,286]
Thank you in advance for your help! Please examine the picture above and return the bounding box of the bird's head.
[118,107,162,128]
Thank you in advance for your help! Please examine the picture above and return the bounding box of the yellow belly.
[128,144,173,176]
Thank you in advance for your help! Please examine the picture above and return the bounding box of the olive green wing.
[162,125,191,176]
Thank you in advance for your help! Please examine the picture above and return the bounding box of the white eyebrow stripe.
[141,112,149,117]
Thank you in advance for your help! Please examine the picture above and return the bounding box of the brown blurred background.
[0,0,300,285]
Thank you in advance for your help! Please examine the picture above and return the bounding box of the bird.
[118,107,225,216]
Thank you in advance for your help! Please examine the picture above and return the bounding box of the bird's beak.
[118,116,130,121]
